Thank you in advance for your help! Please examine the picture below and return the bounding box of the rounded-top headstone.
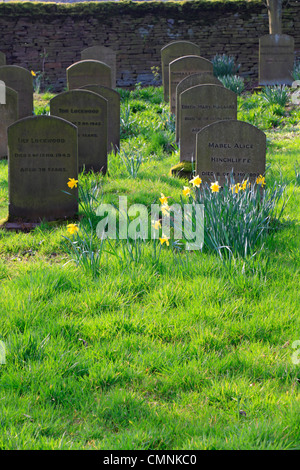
[175,72,223,142]
[169,55,213,114]
[81,46,117,88]
[50,89,108,174]
[67,59,112,90]
[80,84,120,153]
[196,119,266,186]
[8,115,78,222]
[0,86,18,159]
[179,84,237,163]
[0,65,33,119]
[161,41,200,102]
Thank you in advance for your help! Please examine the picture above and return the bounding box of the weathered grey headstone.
[169,56,213,114]
[50,89,108,174]
[196,120,266,186]
[0,86,18,159]
[176,73,223,142]
[80,84,120,153]
[67,60,112,90]
[161,41,200,102]
[0,52,6,67]
[0,65,33,119]
[8,115,78,223]
[180,84,237,163]
[259,34,294,85]
[81,46,117,88]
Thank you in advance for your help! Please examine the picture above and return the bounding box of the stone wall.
[0,1,299,91]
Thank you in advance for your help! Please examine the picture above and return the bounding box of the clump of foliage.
[261,85,290,107]
[219,74,245,95]
[212,53,240,77]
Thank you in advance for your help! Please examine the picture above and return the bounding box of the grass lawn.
[0,85,299,450]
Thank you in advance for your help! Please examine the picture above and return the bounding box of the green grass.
[0,86,299,450]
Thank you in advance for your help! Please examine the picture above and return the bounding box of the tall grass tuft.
[219,75,245,95]
[63,219,106,278]
[212,53,240,77]
[183,175,287,259]
[261,85,290,107]
[119,147,144,178]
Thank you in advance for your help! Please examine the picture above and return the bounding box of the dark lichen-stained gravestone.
[180,84,237,163]
[81,46,117,88]
[0,86,18,159]
[161,41,200,102]
[0,65,33,119]
[169,56,213,114]
[176,73,223,142]
[50,89,108,173]
[80,84,120,153]
[259,34,294,85]
[196,120,266,186]
[7,115,78,223]
[67,60,112,90]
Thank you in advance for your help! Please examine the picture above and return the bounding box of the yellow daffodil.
[67,178,78,189]
[189,175,202,187]
[182,186,191,196]
[231,183,241,194]
[152,220,161,230]
[256,175,266,186]
[161,204,170,216]
[31,70,36,77]
[67,223,79,235]
[241,180,249,191]
[159,234,169,246]
[159,193,168,205]
[210,181,221,193]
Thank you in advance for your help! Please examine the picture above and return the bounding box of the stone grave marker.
[81,46,117,88]
[169,56,213,114]
[161,41,200,102]
[7,115,78,224]
[176,72,223,142]
[0,52,6,67]
[80,84,120,153]
[259,34,294,85]
[50,89,108,173]
[67,60,112,90]
[0,80,5,104]
[0,86,18,159]
[0,65,33,119]
[196,120,266,186]
[180,84,237,163]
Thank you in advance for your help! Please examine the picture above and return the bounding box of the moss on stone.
[0,1,265,21]
[170,160,194,180]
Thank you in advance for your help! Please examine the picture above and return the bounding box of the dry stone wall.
[0,1,299,91]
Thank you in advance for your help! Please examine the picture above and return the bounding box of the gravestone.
[0,52,6,67]
[196,120,266,186]
[0,65,33,119]
[67,60,112,90]
[259,34,294,85]
[176,73,223,142]
[0,86,18,159]
[169,56,213,114]
[0,80,5,104]
[50,89,108,173]
[81,46,117,88]
[180,84,237,163]
[7,115,78,223]
[80,84,120,153]
[161,41,200,102]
